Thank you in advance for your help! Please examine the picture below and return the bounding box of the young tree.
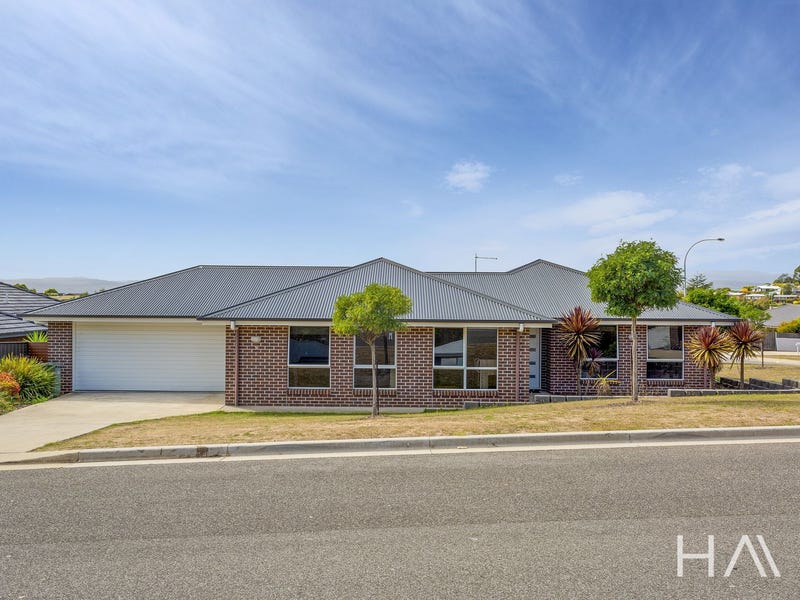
[686,273,713,291]
[686,326,732,389]
[587,240,682,402]
[43,288,59,296]
[727,321,764,389]
[557,306,600,397]
[332,283,412,417]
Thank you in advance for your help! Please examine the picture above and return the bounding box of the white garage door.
[74,322,225,391]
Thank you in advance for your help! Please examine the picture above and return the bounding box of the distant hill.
[0,277,133,294]
[703,270,778,290]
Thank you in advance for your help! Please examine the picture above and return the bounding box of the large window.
[581,325,618,379]
[646,325,683,380]
[433,328,497,389]
[288,326,330,388]
[354,332,396,388]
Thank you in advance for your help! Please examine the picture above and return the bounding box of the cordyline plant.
[686,326,732,389]
[727,321,764,389]
[557,306,600,397]
[332,283,412,417]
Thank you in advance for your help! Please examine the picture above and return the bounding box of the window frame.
[353,332,397,389]
[580,325,619,380]
[433,327,498,390]
[645,325,684,381]
[287,326,331,389]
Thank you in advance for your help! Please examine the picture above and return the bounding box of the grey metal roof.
[24,265,345,318]
[766,304,800,328]
[0,311,46,339]
[0,282,60,317]
[202,258,551,322]
[430,259,739,322]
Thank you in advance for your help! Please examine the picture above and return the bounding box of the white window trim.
[581,325,619,380]
[288,326,331,389]
[646,325,684,381]
[353,333,397,389]
[433,327,498,390]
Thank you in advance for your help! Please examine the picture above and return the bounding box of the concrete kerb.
[5,425,800,465]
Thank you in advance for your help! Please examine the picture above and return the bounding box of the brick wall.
[547,323,707,396]
[227,326,530,409]
[47,321,73,394]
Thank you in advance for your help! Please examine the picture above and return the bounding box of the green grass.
[40,393,800,451]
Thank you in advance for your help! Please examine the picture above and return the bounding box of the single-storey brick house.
[25,258,737,408]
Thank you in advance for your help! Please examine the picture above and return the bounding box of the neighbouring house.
[0,282,59,342]
[24,258,738,407]
[764,304,800,352]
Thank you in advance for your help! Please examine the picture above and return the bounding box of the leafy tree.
[332,284,412,417]
[684,288,769,325]
[794,264,800,284]
[686,273,712,291]
[774,273,793,284]
[727,321,764,389]
[587,240,682,402]
[685,288,741,315]
[736,302,769,327]
[779,283,794,296]
[556,307,600,397]
[686,326,732,389]
[43,288,59,296]
[13,283,36,293]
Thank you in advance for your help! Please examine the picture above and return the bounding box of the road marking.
[2,436,800,471]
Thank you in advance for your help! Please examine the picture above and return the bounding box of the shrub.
[0,372,21,397]
[0,356,56,403]
[776,318,800,333]
[24,330,48,343]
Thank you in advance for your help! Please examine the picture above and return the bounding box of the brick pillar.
[396,327,432,403]
[47,321,73,394]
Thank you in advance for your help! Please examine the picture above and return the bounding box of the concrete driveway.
[0,392,224,454]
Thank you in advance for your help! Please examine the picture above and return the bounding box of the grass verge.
[39,393,800,451]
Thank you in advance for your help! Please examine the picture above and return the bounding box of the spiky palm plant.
[686,326,732,389]
[557,307,600,397]
[728,321,764,389]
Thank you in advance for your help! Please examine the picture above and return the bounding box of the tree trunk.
[631,317,639,403]
[576,361,582,397]
[370,342,379,417]
[739,354,745,390]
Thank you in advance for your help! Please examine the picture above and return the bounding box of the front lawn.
[40,393,800,451]
[722,362,800,384]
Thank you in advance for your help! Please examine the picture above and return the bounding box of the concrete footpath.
[3,425,800,466]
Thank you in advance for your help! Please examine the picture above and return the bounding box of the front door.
[529,330,540,390]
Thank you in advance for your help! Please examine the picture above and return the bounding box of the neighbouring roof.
[766,304,800,328]
[24,257,737,324]
[23,265,345,318]
[202,258,551,323]
[0,281,60,316]
[0,311,47,339]
[430,259,739,322]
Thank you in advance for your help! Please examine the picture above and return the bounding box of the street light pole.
[683,237,725,296]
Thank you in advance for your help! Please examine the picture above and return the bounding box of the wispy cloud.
[524,190,676,236]
[554,172,583,186]
[445,161,492,192]
[401,199,424,218]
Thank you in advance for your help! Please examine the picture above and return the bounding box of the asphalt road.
[1,443,799,599]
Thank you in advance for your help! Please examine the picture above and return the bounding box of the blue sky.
[2,1,800,281]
